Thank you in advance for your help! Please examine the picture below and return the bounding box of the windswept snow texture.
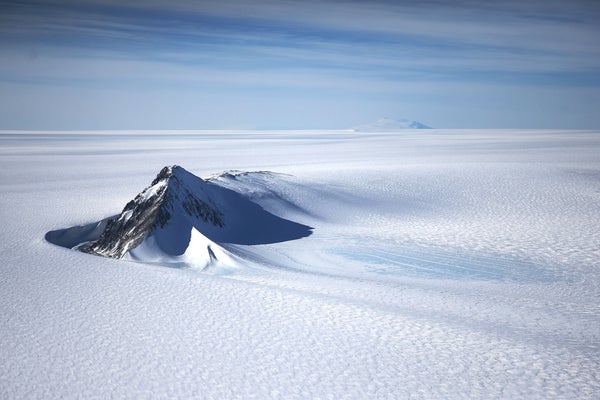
[2,129,600,399]
[354,117,432,130]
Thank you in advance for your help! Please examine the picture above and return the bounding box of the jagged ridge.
[82,165,224,259]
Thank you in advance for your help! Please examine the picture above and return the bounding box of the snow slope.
[1,129,599,398]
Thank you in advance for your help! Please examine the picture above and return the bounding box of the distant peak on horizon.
[353,117,432,131]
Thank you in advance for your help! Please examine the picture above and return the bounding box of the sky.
[1,0,600,130]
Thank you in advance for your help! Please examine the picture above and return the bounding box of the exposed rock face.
[82,165,224,259]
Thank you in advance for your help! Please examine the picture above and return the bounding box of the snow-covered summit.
[82,165,224,259]
[354,117,431,131]
[77,165,312,268]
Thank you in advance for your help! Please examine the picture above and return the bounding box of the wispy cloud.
[1,0,599,128]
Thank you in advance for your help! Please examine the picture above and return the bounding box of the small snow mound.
[354,117,431,131]
[125,227,239,273]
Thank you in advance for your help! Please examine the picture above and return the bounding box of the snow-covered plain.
[1,129,599,398]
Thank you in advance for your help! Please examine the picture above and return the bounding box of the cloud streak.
[1,0,599,128]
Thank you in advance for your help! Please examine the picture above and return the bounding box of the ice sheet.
[1,129,599,398]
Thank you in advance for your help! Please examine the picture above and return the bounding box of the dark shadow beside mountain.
[45,216,116,249]
[197,181,313,245]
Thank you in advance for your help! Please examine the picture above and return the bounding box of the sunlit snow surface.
[1,129,599,398]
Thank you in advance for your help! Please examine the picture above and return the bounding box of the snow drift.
[46,165,312,269]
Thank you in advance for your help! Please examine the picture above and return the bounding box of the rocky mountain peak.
[81,165,224,259]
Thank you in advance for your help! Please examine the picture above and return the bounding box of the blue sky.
[1,0,600,129]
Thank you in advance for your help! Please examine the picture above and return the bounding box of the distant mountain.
[354,117,432,131]
[79,165,312,269]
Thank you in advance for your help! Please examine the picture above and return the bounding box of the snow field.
[1,129,599,398]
